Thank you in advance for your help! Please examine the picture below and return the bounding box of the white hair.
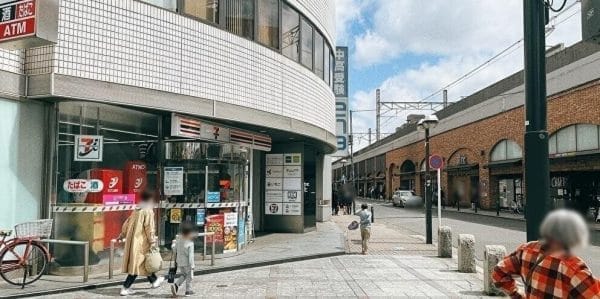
[540,209,589,250]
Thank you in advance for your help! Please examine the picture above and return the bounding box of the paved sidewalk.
[1,222,345,299]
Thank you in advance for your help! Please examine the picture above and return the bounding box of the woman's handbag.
[347,220,359,230]
[145,247,163,273]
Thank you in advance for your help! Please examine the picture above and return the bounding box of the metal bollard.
[83,242,89,282]
[109,239,116,279]
[371,206,375,223]
[211,234,215,266]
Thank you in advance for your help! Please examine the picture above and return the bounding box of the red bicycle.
[0,219,52,288]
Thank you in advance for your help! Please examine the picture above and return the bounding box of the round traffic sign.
[429,155,444,170]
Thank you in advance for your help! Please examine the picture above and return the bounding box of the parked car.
[392,190,423,208]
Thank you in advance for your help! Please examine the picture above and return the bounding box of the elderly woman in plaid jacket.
[493,209,600,298]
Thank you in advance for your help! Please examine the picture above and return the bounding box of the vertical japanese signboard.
[333,47,349,157]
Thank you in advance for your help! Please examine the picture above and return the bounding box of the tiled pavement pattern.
[332,214,438,256]
[40,255,490,298]
[2,222,345,298]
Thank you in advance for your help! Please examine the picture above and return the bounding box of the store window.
[490,139,523,162]
[53,102,161,266]
[314,33,324,79]
[281,2,300,62]
[140,0,177,10]
[330,51,335,87]
[182,0,219,23]
[225,0,254,40]
[550,124,600,155]
[300,18,314,69]
[257,0,279,49]
[163,141,249,255]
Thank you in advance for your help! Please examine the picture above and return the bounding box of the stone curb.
[3,251,346,299]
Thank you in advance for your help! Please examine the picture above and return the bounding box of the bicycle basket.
[14,219,53,239]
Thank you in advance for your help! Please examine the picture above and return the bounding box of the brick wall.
[386,80,600,209]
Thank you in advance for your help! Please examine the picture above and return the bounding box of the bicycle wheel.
[0,241,48,286]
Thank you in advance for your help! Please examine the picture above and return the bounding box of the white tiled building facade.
[0,0,337,229]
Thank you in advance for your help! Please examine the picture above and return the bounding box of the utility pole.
[349,110,356,212]
[523,0,550,241]
[443,89,448,108]
[375,89,381,142]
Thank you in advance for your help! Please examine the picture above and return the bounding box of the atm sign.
[0,0,36,42]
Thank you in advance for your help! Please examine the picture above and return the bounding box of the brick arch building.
[333,41,600,214]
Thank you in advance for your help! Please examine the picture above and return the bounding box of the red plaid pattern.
[492,241,600,298]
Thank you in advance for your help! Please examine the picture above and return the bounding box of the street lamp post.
[418,115,439,245]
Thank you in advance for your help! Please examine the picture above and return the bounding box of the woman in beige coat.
[119,191,163,296]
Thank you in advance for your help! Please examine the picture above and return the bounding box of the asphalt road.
[359,199,600,274]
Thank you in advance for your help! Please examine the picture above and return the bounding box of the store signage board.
[196,209,206,226]
[264,152,303,216]
[265,202,283,215]
[282,190,300,203]
[171,114,272,151]
[333,46,349,157]
[74,135,103,162]
[265,190,283,203]
[284,153,302,165]
[63,179,104,193]
[265,154,284,166]
[283,178,302,190]
[282,203,302,216]
[163,167,184,195]
[0,0,58,50]
[283,166,301,178]
[265,165,284,178]
[103,194,135,206]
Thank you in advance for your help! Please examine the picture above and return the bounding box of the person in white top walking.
[171,224,196,297]
[355,204,372,255]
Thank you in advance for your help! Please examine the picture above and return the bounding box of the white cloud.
[348,0,583,150]
[334,0,367,44]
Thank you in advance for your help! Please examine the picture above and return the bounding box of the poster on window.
[205,214,224,253]
[74,135,103,162]
[223,212,238,253]
[163,167,184,195]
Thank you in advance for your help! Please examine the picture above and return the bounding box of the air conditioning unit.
[582,0,600,44]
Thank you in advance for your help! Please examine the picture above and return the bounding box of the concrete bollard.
[484,245,507,295]
[458,234,476,273]
[437,226,452,258]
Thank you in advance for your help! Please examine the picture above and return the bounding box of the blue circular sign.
[429,155,444,170]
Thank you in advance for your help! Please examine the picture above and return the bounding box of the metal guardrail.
[109,232,216,279]
[40,239,90,282]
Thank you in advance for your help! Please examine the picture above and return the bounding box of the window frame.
[300,17,315,71]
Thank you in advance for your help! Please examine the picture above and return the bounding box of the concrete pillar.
[484,245,507,295]
[437,226,452,258]
[458,234,476,273]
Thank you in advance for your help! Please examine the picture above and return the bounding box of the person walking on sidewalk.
[171,224,196,297]
[355,204,372,255]
[492,209,600,298]
[119,191,164,296]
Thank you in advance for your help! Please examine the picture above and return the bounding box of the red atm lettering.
[0,18,34,40]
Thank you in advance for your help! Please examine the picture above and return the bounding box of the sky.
[335,0,583,150]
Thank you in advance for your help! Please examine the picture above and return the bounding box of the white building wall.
[31,0,336,135]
